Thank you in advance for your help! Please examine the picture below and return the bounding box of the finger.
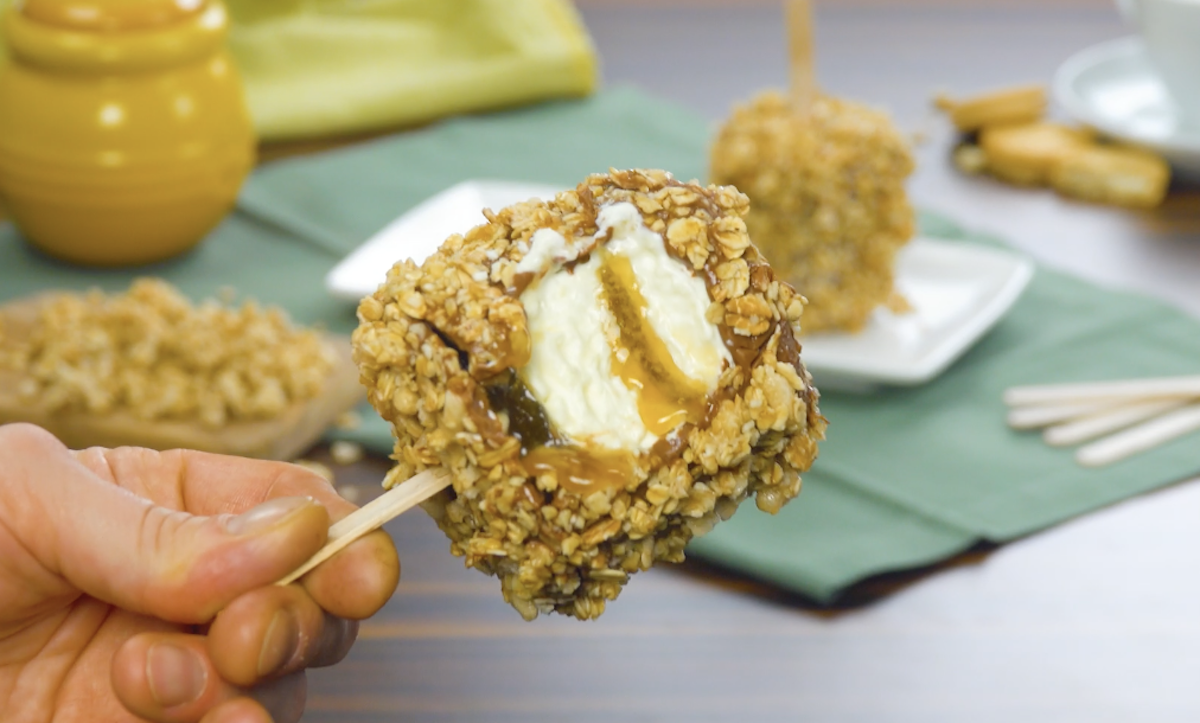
[310,614,358,668]
[110,631,234,723]
[113,632,309,723]
[206,585,357,686]
[161,448,400,620]
[73,446,351,520]
[199,699,272,723]
[302,528,401,620]
[75,443,401,620]
[1,424,331,623]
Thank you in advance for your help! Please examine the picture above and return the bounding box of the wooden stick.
[787,0,817,116]
[276,468,452,586]
[1006,400,1117,430]
[1075,403,1200,467]
[1043,398,1186,447]
[1004,375,1200,407]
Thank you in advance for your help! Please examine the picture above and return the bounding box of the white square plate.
[801,238,1033,387]
[325,180,563,302]
[326,180,1034,387]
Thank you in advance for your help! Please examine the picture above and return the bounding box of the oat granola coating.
[710,91,916,333]
[0,279,333,427]
[353,169,825,621]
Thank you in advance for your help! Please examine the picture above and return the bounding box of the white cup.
[1117,0,1200,123]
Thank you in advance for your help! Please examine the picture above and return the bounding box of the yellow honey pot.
[0,0,255,266]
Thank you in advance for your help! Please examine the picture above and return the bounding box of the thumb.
[0,424,330,623]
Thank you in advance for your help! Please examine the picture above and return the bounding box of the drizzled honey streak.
[600,250,710,435]
[353,170,824,620]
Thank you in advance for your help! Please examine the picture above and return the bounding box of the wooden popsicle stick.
[787,0,817,116]
[1004,375,1200,407]
[1006,400,1118,430]
[1075,403,1200,467]
[276,468,452,586]
[1043,398,1186,447]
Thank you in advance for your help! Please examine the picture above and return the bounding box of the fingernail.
[257,609,300,677]
[224,496,314,536]
[147,643,206,708]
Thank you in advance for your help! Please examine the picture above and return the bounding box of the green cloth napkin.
[3,87,1199,603]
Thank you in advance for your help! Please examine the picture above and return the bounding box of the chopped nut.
[294,459,335,483]
[330,440,365,466]
[334,410,363,431]
[337,484,363,504]
[953,144,989,176]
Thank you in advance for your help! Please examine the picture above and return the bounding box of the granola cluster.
[711,91,916,333]
[0,279,333,427]
[353,169,825,620]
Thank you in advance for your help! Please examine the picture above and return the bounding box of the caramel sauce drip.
[485,246,719,494]
[508,271,537,298]
[597,250,710,436]
[522,445,637,496]
[484,372,637,494]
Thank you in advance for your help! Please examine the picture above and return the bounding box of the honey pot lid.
[18,0,208,32]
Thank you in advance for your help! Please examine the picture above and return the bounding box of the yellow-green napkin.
[3,87,1198,602]
[227,0,597,141]
[0,0,597,142]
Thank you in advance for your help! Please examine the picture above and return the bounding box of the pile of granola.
[711,91,916,333]
[353,169,825,620]
[0,279,333,427]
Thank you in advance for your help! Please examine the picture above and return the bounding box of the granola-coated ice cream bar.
[711,92,916,333]
[352,170,825,620]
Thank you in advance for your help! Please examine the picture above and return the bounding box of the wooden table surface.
[300,1,1200,720]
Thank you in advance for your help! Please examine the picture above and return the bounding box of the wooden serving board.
[0,296,365,460]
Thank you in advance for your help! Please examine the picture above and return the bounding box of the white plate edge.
[323,179,563,302]
[1053,35,1200,158]
[801,240,1035,385]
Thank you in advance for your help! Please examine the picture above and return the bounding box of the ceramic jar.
[0,0,255,266]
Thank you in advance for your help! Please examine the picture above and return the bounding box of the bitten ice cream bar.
[353,169,825,620]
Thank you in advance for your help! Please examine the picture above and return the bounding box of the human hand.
[0,423,400,723]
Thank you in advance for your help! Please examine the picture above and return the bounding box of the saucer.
[1054,37,1200,178]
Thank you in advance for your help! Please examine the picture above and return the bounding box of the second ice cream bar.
[711,92,916,333]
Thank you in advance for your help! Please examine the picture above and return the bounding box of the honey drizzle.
[597,250,710,437]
